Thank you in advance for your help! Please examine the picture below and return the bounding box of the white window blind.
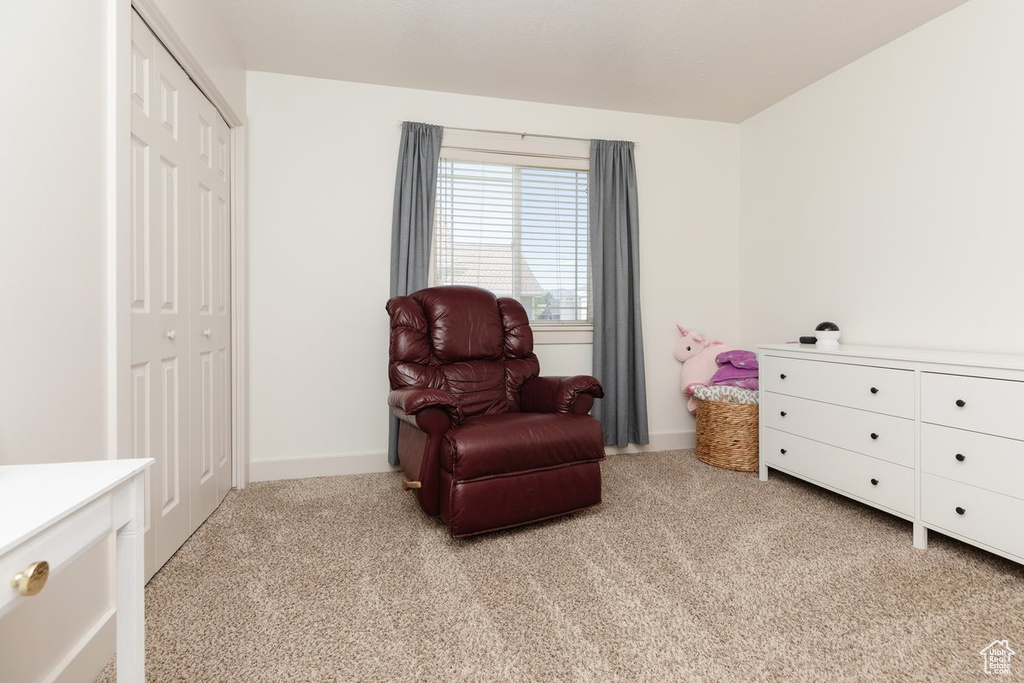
[433,156,590,323]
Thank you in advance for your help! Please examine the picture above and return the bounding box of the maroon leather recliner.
[386,285,606,537]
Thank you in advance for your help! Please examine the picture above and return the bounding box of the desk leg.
[116,475,146,682]
[913,522,928,550]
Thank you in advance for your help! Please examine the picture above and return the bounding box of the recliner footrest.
[440,461,602,538]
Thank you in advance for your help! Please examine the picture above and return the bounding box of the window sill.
[532,324,593,346]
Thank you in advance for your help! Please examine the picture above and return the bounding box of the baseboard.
[249,432,694,483]
[604,430,695,455]
[50,608,115,683]
[249,451,397,482]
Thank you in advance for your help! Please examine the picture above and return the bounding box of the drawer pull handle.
[779,373,787,380]
[955,453,966,462]
[780,411,787,417]
[11,561,49,597]
[870,387,879,394]
[870,478,879,486]
[870,432,879,440]
[780,448,787,455]
[955,506,966,516]
[955,399,966,408]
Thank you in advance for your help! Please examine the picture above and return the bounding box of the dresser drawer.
[761,356,914,417]
[921,372,1024,440]
[762,393,914,467]
[921,424,1024,500]
[762,429,914,516]
[921,473,1024,560]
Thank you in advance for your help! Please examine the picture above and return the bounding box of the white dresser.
[759,343,1024,565]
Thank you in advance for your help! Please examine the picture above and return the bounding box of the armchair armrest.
[388,387,462,430]
[520,375,604,414]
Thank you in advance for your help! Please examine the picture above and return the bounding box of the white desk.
[0,459,152,682]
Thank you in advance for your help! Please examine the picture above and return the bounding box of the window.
[431,131,590,324]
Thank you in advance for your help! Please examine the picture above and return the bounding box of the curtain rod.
[444,125,591,144]
[398,122,636,147]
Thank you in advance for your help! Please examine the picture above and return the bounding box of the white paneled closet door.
[189,94,232,524]
[130,12,231,579]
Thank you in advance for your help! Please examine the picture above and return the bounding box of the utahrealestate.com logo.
[980,640,1015,676]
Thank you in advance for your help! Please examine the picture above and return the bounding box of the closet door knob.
[780,411,787,417]
[203,329,212,337]
[780,448,787,455]
[870,478,879,486]
[955,399,966,408]
[870,433,879,440]
[870,387,879,394]
[165,330,177,341]
[779,373,787,380]
[955,506,966,516]
[955,453,966,462]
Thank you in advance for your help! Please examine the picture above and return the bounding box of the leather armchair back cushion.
[440,360,506,416]
[503,357,539,412]
[498,297,534,359]
[417,286,504,362]
[387,286,541,418]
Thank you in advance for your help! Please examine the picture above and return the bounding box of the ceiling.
[209,0,968,123]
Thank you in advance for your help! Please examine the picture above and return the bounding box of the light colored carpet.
[99,450,1024,682]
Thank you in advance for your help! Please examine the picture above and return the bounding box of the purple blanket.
[710,349,759,390]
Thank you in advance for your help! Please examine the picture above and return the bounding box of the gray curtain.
[388,121,443,465]
[589,139,649,447]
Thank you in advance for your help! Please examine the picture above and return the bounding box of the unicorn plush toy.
[672,325,736,415]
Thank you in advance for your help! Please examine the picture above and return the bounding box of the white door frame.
[107,0,249,487]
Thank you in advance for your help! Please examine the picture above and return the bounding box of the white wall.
[149,0,247,121]
[247,72,739,479]
[738,0,1024,353]
[0,3,109,467]
[0,2,245,680]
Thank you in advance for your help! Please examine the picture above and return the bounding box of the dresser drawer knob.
[870,478,879,486]
[955,399,966,408]
[955,506,966,516]
[870,433,879,440]
[780,448,787,455]
[955,453,966,462]
[779,373,787,380]
[780,411,787,417]
[870,387,879,394]
[11,561,49,597]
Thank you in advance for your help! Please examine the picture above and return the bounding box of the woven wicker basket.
[695,398,759,472]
